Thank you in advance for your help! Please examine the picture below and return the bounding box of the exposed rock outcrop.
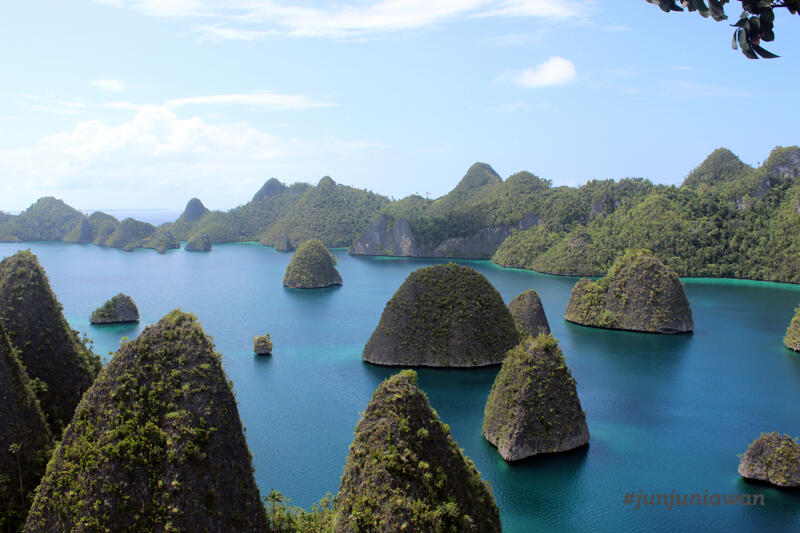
[362,263,519,367]
[283,239,343,289]
[185,233,212,252]
[274,234,294,252]
[0,250,101,434]
[738,432,800,488]
[333,370,501,533]
[783,305,800,351]
[509,289,550,337]
[24,310,267,532]
[482,334,589,462]
[90,293,140,324]
[564,249,693,334]
[0,322,53,531]
[253,334,272,355]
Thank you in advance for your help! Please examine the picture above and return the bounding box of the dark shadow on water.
[283,285,342,296]
[88,322,141,335]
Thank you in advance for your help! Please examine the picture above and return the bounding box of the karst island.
[362,263,519,367]
[90,293,140,324]
[509,288,551,337]
[738,432,800,488]
[283,238,343,289]
[483,334,589,461]
[564,248,693,334]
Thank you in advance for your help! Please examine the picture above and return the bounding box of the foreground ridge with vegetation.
[564,249,693,334]
[362,263,519,367]
[24,310,267,532]
[0,250,101,435]
[333,370,502,532]
[0,321,53,532]
[3,146,800,283]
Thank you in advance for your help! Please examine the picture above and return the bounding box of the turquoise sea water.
[1,242,799,532]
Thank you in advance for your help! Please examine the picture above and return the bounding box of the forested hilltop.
[2,145,800,282]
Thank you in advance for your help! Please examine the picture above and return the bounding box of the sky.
[1,1,799,211]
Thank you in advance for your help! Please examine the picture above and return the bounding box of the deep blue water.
[1,242,799,532]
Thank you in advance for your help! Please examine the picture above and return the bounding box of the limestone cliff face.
[178,198,210,223]
[24,311,267,532]
[738,432,800,488]
[274,234,294,252]
[283,238,343,289]
[90,293,140,324]
[483,334,589,462]
[0,250,101,435]
[362,263,519,367]
[0,322,53,531]
[564,249,693,334]
[333,370,501,533]
[350,213,538,260]
[508,289,550,337]
[185,232,212,252]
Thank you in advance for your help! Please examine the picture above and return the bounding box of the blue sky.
[1,1,799,211]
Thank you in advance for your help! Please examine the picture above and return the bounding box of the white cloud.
[0,106,383,209]
[164,92,336,110]
[506,56,577,88]
[91,79,126,92]
[92,0,592,40]
[15,94,88,115]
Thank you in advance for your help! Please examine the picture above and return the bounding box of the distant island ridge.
[2,145,800,283]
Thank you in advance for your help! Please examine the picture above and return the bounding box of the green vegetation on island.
[333,370,501,533]
[90,293,140,324]
[362,263,519,367]
[783,305,800,351]
[253,333,273,355]
[0,250,101,435]
[0,321,53,532]
[508,289,550,338]
[564,249,693,334]
[24,310,267,532]
[185,232,212,252]
[482,334,589,462]
[738,432,800,488]
[283,239,343,289]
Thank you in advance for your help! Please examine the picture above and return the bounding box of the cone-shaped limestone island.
[483,334,589,462]
[362,263,519,367]
[783,305,800,351]
[253,333,273,355]
[0,322,53,531]
[508,289,550,337]
[24,310,267,532]
[333,370,501,532]
[283,238,343,288]
[185,232,212,252]
[564,249,693,334]
[90,293,140,324]
[738,432,800,488]
[0,250,101,434]
[274,234,294,252]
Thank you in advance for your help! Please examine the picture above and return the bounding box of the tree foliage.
[646,0,800,58]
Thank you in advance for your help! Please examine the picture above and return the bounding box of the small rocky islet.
[738,432,800,488]
[253,333,273,355]
[483,334,589,462]
[283,238,343,289]
[333,370,502,533]
[564,248,693,334]
[508,288,550,337]
[185,232,212,252]
[90,293,140,324]
[362,263,520,367]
